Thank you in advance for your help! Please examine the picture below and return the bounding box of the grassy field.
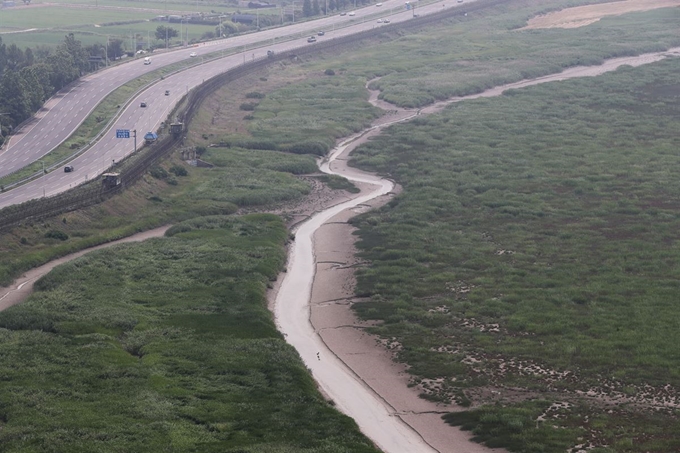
[0,144,318,287]
[348,54,680,453]
[0,214,379,452]
[2,0,680,450]
[177,0,680,450]
[0,2,281,49]
[335,3,680,107]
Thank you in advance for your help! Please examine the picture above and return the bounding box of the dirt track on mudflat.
[523,0,680,29]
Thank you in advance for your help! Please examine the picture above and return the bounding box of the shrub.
[285,141,329,156]
[149,166,169,179]
[324,69,335,76]
[169,165,188,177]
[246,91,265,99]
[44,230,68,241]
[239,102,258,111]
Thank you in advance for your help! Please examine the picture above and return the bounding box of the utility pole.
[133,130,137,154]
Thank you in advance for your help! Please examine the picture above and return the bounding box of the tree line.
[302,0,373,17]
[0,34,119,145]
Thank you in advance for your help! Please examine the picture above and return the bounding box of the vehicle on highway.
[144,57,151,65]
[457,0,463,2]
[383,18,390,23]
[348,11,355,15]
[140,102,147,108]
[267,50,275,57]
[165,90,170,96]
[317,31,325,36]
[190,52,197,57]
[64,165,74,173]
[307,36,317,43]
[340,11,346,15]
[144,132,158,144]
[377,19,383,23]
[376,2,382,5]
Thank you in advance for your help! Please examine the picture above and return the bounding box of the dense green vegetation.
[0,148,317,286]
[184,6,680,449]
[0,214,379,452]
[3,0,680,451]
[340,3,680,107]
[349,57,680,451]
[214,74,382,156]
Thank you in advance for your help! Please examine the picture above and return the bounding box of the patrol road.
[0,0,472,180]
[0,0,475,209]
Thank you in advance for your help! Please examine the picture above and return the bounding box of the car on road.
[348,11,355,15]
[64,165,74,173]
[377,18,383,23]
[317,31,325,36]
[165,90,170,96]
[340,11,346,15]
[144,57,151,65]
[267,50,275,57]
[140,102,147,107]
[190,52,197,57]
[376,2,382,5]
[307,36,317,43]
[383,18,390,23]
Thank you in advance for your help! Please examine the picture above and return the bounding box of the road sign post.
[116,129,130,139]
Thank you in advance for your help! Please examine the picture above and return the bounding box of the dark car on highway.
[64,165,74,172]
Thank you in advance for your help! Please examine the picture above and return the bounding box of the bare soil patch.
[523,0,680,29]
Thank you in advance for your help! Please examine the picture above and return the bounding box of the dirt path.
[0,225,171,312]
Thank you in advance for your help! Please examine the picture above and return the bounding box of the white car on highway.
[190,52,197,57]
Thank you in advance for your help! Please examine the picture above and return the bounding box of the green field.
[349,57,680,451]
[192,0,680,450]
[2,0,680,450]
[0,1,281,49]
[0,214,379,452]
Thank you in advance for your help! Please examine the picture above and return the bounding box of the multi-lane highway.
[0,0,472,209]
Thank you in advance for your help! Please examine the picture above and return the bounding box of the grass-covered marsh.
[0,214,380,452]
[348,57,680,451]
[339,3,680,108]
[0,147,318,287]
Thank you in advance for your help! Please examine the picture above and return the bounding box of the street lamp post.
[39,160,45,197]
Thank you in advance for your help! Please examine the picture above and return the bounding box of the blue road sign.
[116,129,130,139]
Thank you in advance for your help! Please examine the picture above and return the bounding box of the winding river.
[1,47,678,453]
[272,47,680,453]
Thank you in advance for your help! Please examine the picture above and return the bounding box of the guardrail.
[0,0,499,233]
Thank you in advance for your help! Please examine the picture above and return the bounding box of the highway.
[0,0,472,209]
